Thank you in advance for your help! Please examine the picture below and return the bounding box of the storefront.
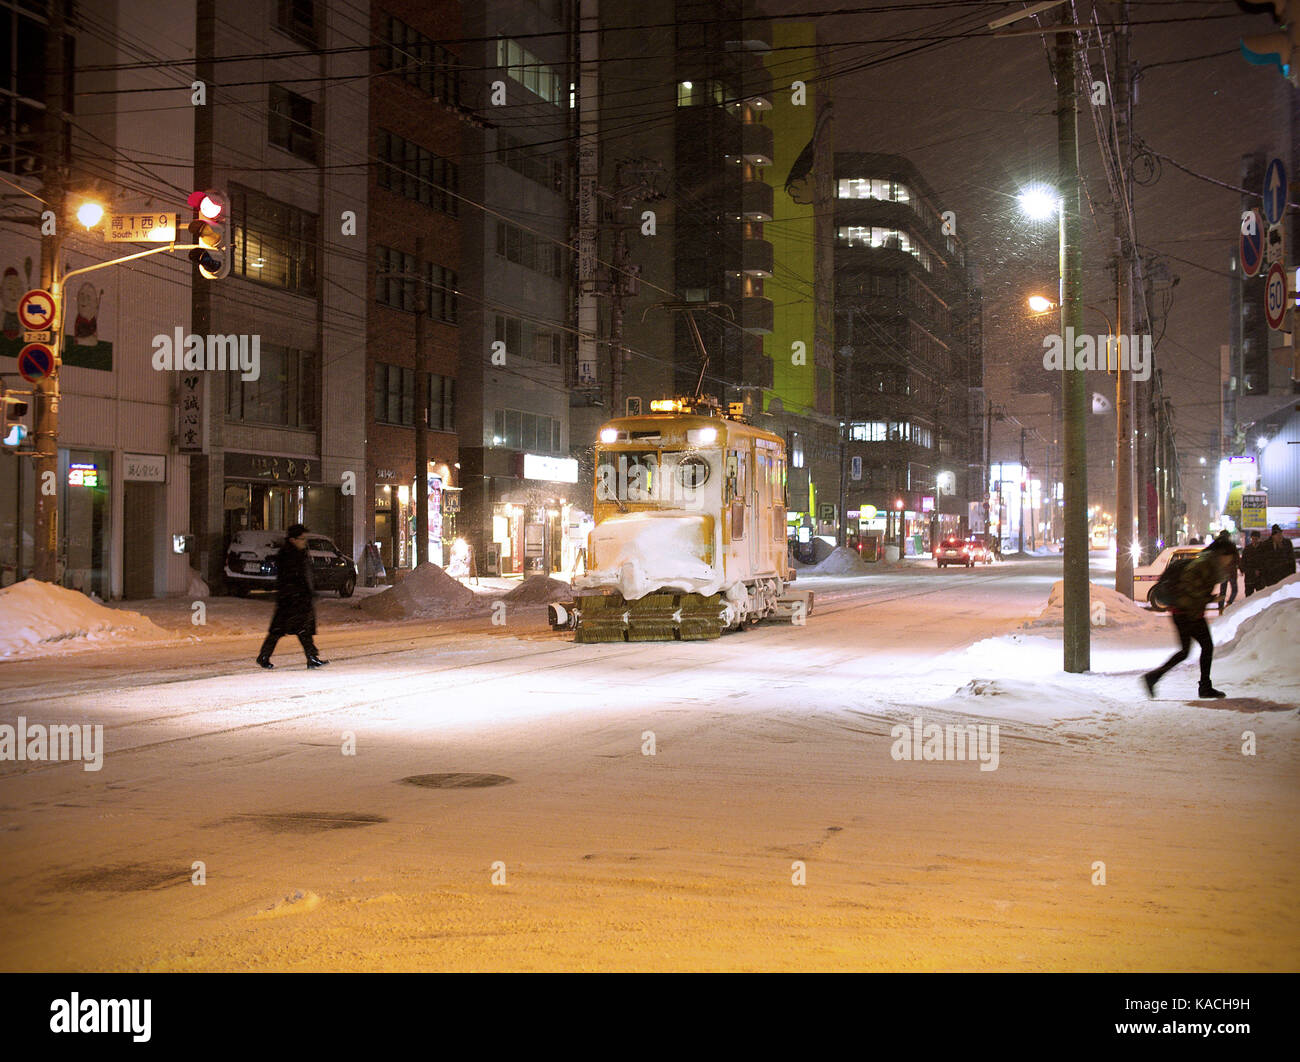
[61,449,112,598]
[224,451,341,550]
[485,452,580,576]
[372,462,460,578]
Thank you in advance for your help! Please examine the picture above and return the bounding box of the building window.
[374,362,416,426]
[276,0,322,49]
[0,1,67,178]
[836,225,931,272]
[375,246,458,324]
[268,84,318,162]
[789,431,804,468]
[380,15,461,105]
[496,131,565,194]
[492,408,562,453]
[227,344,317,427]
[836,178,911,202]
[377,129,458,215]
[676,79,727,107]
[427,373,456,432]
[495,220,565,279]
[494,314,562,365]
[496,38,564,106]
[230,184,318,295]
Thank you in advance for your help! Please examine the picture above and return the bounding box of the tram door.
[725,444,752,577]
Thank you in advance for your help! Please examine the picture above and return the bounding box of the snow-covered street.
[1,557,1297,971]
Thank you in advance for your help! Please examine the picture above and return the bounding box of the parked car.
[225,530,357,597]
[936,536,974,568]
[1132,545,1202,609]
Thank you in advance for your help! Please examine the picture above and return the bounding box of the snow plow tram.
[549,397,813,642]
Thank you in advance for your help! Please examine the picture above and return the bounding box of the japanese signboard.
[107,212,178,243]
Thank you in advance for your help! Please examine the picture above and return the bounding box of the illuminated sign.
[68,462,100,487]
[523,453,578,483]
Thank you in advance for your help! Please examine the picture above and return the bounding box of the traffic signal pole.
[34,0,66,583]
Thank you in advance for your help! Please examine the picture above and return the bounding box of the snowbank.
[1214,589,1300,689]
[360,563,478,620]
[1212,575,1300,644]
[1022,580,1166,632]
[503,575,572,605]
[0,579,168,658]
[803,546,871,576]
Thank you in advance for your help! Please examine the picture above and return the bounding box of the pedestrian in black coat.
[1242,530,1265,596]
[1262,524,1296,587]
[256,524,328,669]
[1215,530,1239,610]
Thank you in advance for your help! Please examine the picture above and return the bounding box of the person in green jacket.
[1143,539,1239,699]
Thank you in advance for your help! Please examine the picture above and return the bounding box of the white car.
[1132,545,1203,609]
[224,529,357,598]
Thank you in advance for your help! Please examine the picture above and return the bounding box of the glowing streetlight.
[1027,294,1056,314]
[1017,184,1058,221]
[76,201,104,228]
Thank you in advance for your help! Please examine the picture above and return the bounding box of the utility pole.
[1019,427,1028,554]
[1058,22,1090,673]
[1113,0,1136,597]
[837,321,853,548]
[414,235,429,567]
[34,0,66,583]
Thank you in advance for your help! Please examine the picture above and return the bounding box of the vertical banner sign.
[178,373,204,452]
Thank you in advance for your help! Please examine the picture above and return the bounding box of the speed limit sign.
[1264,263,1287,330]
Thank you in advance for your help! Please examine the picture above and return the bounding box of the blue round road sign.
[1240,210,1265,278]
[17,342,54,383]
[1263,157,1288,227]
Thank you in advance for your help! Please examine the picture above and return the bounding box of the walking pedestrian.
[1143,538,1239,699]
[1261,524,1296,588]
[1242,530,1264,596]
[256,524,328,669]
[1215,530,1239,611]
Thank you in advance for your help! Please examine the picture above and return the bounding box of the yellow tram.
[549,396,813,641]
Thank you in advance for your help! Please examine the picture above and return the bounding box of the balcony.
[741,295,774,334]
[742,122,774,166]
[742,238,773,277]
[741,180,773,221]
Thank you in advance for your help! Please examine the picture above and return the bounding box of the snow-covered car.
[936,536,974,568]
[224,530,357,597]
[1132,545,1202,609]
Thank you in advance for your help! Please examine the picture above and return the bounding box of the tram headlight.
[599,428,618,443]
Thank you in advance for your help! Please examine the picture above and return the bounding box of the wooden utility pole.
[1058,23,1090,673]
[1113,0,1136,597]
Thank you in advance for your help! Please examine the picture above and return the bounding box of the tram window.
[597,450,714,506]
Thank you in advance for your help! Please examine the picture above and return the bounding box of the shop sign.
[522,453,578,483]
[124,452,166,483]
[178,373,204,453]
[225,452,315,483]
[1241,491,1268,530]
[443,490,461,513]
[376,468,397,480]
[68,462,100,487]
[921,496,935,513]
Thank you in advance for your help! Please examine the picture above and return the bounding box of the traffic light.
[1239,0,1300,84]
[2,390,32,448]
[187,189,230,279]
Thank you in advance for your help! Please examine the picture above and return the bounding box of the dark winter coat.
[268,542,316,636]
[1170,551,1222,618]
[1262,535,1296,586]
[1242,542,1265,586]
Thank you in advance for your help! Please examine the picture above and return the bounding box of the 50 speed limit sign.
[1264,263,1288,330]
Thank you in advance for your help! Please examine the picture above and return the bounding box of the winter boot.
[306,654,329,669]
[256,655,274,669]
[1142,671,1159,698]
[1198,682,1226,699]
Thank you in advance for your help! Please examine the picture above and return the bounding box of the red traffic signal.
[187,189,229,280]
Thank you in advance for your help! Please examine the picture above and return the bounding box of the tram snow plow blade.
[572,592,726,642]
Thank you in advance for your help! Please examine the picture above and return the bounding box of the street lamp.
[75,200,104,228]
[1018,172,1088,673]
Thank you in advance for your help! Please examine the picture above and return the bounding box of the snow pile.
[1212,575,1300,644]
[935,674,1105,722]
[360,563,477,619]
[0,579,168,657]
[503,575,572,605]
[188,569,210,599]
[1022,580,1165,632]
[1214,593,1300,688]
[804,546,871,576]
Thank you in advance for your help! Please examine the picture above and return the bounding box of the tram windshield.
[596,449,715,507]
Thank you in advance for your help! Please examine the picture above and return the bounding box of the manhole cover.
[228,811,387,833]
[401,773,515,789]
[49,862,190,893]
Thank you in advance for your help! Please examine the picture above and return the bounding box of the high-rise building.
[833,151,983,552]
